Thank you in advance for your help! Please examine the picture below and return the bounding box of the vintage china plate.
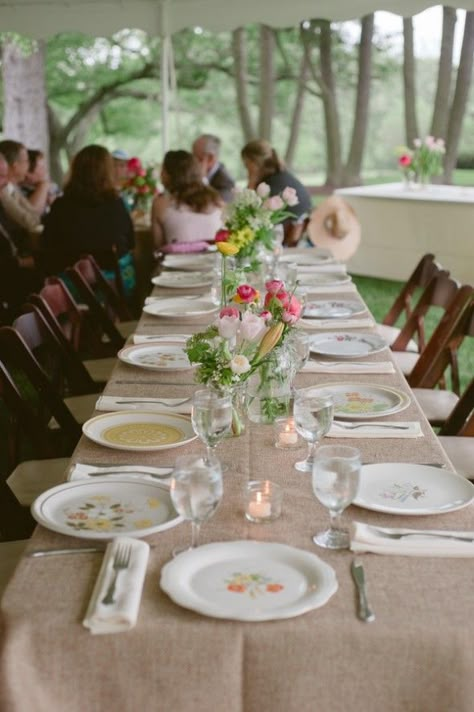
[280,249,334,266]
[160,541,338,621]
[354,463,474,515]
[151,272,213,288]
[31,477,183,539]
[118,343,193,371]
[309,332,386,357]
[143,298,218,318]
[162,254,215,271]
[301,382,411,419]
[304,300,367,319]
[82,410,197,451]
[299,273,352,287]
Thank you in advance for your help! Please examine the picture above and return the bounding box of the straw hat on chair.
[307,196,361,261]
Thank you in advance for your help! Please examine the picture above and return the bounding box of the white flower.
[282,186,299,206]
[239,312,268,342]
[230,354,251,375]
[256,182,271,198]
[413,138,422,148]
[217,315,240,339]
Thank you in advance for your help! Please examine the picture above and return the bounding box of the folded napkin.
[300,317,374,330]
[83,536,150,634]
[95,395,191,414]
[300,360,395,374]
[69,463,173,481]
[161,241,210,254]
[133,334,191,344]
[351,522,474,557]
[327,421,423,438]
[301,284,358,295]
[297,263,347,274]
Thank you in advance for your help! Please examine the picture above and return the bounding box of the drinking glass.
[170,454,223,555]
[293,390,333,472]
[312,445,361,549]
[191,389,232,465]
[288,330,311,378]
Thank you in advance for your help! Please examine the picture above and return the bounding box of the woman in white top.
[151,150,223,250]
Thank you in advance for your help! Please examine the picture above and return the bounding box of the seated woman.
[42,144,134,264]
[241,140,312,247]
[151,150,222,251]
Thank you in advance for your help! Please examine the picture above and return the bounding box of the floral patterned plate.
[151,272,213,288]
[161,541,338,621]
[118,343,194,371]
[302,382,411,419]
[143,298,218,318]
[299,273,352,288]
[309,332,387,357]
[82,410,197,451]
[280,249,334,266]
[354,463,474,515]
[304,300,367,319]
[162,254,216,271]
[31,477,183,539]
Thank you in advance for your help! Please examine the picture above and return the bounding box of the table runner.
[1,265,473,712]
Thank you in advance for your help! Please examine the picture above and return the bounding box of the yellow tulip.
[256,322,284,360]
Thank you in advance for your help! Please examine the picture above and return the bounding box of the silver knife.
[351,558,375,623]
[28,547,103,558]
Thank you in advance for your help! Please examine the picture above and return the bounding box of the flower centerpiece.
[185,279,303,432]
[396,136,445,188]
[124,156,160,213]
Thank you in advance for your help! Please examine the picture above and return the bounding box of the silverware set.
[101,544,132,605]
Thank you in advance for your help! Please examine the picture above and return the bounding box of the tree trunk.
[430,7,457,138]
[402,17,419,146]
[2,40,50,161]
[284,41,309,168]
[258,25,274,141]
[318,20,342,186]
[443,11,474,181]
[342,14,374,186]
[231,28,255,142]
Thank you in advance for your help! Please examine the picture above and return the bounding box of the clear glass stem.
[205,445,215,466]
[305,440,318,470]
[191,521,201,548]
[328,509,342,533]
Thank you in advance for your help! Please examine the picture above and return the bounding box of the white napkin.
[133,334,191,344]
[68,463,173,481]
[144,295,210,305]
[351,522,474,557]
[300,360,395,374]
[297,263,347,274]
[83,537,149,634]
[301,284,358,295]
[300,317,375,330]
[327,421,423,438]
[95,395,191,414]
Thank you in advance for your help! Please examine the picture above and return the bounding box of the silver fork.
[333,421,410,430]
[112,398,190,406]
[101,544,132,605]
[372,528,474,543]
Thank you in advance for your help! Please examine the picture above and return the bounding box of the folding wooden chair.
[437,378,474,480]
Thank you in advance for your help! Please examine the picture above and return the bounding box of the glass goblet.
[312,445,361,550]
[293,391,333,473]
[191,389,232,466]
[170,454,223,555]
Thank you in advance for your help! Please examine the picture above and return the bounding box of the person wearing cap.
[112,149,130,191]
[192,134,235,203]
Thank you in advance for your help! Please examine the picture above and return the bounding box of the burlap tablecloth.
[1,270,472,712]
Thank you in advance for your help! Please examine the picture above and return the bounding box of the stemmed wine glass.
[170,454,223,555]
[312,445,361,549]
[191,389,232,466]
[288,330,311,380]
[293,390,333,472]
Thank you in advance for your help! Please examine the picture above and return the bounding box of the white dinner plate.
[162,254,215,271]
[82,410,197,451]
[309,332,387,357]
[304,300,367,319]
[280,249,334,266]
[353,463,474,515]
[118,343,193,371]
[300,382,411,419]
[160,541,338,621]
[151,272,213,288]
[143,298,218,318]
[31,477,183,539]
[299,273,352,287]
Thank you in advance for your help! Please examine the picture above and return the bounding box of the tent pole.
[159,0,170,155]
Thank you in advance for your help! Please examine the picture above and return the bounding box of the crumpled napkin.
[300,360,395,374]
[300,317,375,330]
[83,536,150,634]
[351,522,474,557]
[327,421,423,438]
[95,395,191,414]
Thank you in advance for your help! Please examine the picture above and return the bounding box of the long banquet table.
[1,252,473,712]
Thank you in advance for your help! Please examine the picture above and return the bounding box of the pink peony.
[282,186,299,207]
[398,154,412,167]
[265,279,284,295]
[256,182,271,198]
[259,310,272,322]
[219,306,239,319]
[263,195,284,211]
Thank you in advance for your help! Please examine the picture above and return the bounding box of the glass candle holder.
[245,480,282,523]
[274,416,300,449]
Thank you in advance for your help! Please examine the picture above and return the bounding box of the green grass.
[352,274,473,393]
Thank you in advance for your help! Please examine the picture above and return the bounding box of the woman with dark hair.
[151,150,222,250]
[241,139,312,246]
[42,144,134,258]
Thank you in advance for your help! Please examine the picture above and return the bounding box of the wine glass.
[170,454,223,555]
[288,330,311,378]
[293,390,333,473]
[191,389,232,465]
[312,445,361,549]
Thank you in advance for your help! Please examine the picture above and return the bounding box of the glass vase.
[228,382,247,437]
[247,346,292,425]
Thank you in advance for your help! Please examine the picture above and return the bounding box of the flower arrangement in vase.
[185,279,303,431]
[124,157,160,213]
[396,136,445,188]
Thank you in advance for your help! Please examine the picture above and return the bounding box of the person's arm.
[151,194,167,250]
[25,181,51,214]
[0,188,40,231]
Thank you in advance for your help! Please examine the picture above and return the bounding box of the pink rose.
[235,284,258,304]
[286,294,302,320]
[263,196,284,211]
[215,229,230,243]
[127,157,142,175]
[259,310,272,322]
[282,187,299,207]
[265,279,284,295]
[282,311,298,324]
[256,182,271,198]
[398,155,412,167]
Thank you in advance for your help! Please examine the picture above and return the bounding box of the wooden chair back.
[37,246,125,297]
[382,253,445,327]
[73,254,132,321]
[438,378,474,437]
[37,280,83,351]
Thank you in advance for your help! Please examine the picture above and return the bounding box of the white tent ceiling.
[2,0,474,39]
